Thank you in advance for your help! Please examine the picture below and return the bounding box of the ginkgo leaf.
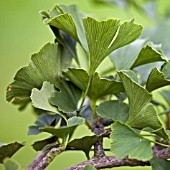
[49,81,82,113]
[32,136,58,151]
[83,17,120,73]
[107,19,142,54]
[131,45,165,68]
[111,122,152,161]
[118,71,152,114]
[110,39,166,70]
[28,114,60,135]
[41,116,85,144]
[63,68,88,91]
[150,157,170,170]
[97,100,129,123]
[6,43,62,108]
[57,5,88,51]
[64,68,124,101]
[67,135,100,159]
[118,71,169,142]
[31,81,58,113]
[146,67,170,92]
[110,39,145,70]
[48,5,88,51]
[49,14,78,42]
[88,72,124,101]
[0,142,24,163]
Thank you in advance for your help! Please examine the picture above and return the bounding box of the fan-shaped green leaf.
[146,67,170,92]
[118,71,152,114]
[88,72,124,101]
[150,157,170,170]
[6,43,62,108]
[107,19,142,54]
[64,68,124,101]
[110,39,165,70]
[0,142,24,163]
[48,5,88,51]
[57,5,88,51]
[3,158,21,170]
[32,136,58,151]
[41,116,85,144]
[97,100,129,123]
[67,135,100,159]
[83,17,120,73]
[28,114,60,135]
[49,81,82,113]
[31,81,58,113]
[118,71,169,141]
[111,122,152,161]
[131,45,165,68]
[63,68,88,91]
[49,14,78,41]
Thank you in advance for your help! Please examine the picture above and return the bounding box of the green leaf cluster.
[5,3,170,170]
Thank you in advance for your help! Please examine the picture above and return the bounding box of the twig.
[91,119,105,158]
[65,147,170,170]
[27,146,63,170]
[65,156,149,170]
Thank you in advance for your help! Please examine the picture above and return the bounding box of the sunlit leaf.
[31,81,58,113]
[118,71,169,141]
[0,142,24,163]
[121,70,138,82]
[49,14,78,41]
[146,67,170,92]
[107,19,142,54]
[6,43,62,108]
[97,100,129,123]
[3,158,22,170]
[57,5,88,51]
[150,157,170,170]
[111,122,152,161]
[28,114,60,135]
[67,135,100,159]
[83,17,120,73]
[49,81,82,113]
[131,45,165,68]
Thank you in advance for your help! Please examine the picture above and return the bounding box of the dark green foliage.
[0,142,24,163]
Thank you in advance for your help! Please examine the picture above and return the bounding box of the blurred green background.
[0,0,169,169]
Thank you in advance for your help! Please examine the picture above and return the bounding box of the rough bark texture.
[66,147,170,170]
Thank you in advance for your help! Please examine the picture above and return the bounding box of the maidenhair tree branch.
[66,147,170,170]
[27,146,63,170]
[91,119,105,158]
[66,156,149,170]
